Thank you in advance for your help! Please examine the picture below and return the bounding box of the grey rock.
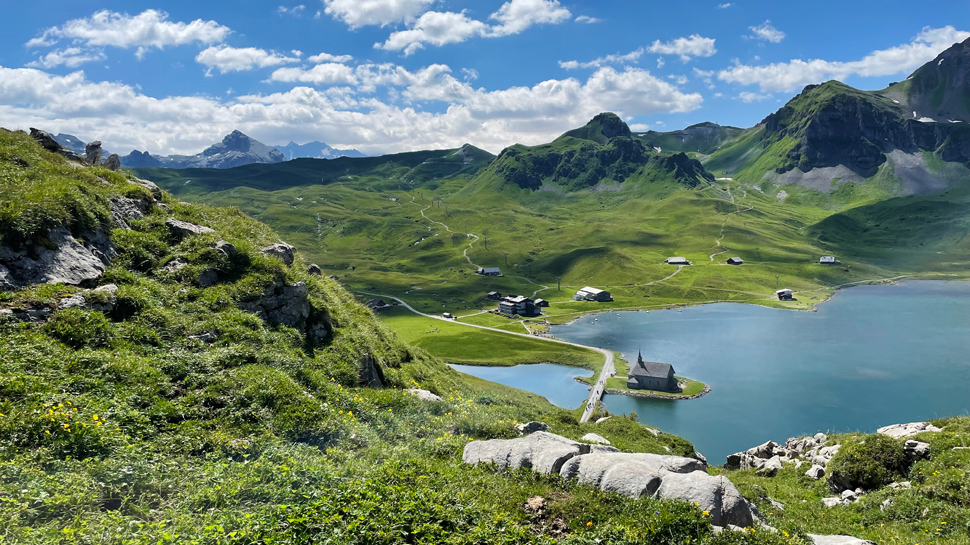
[561,452,705,482]
[30,128,83,162]
[880,498,893,511]
[594,416,611,424]
[0,228,108,288]
[166,218,214,239]
[757,455,783,477]
[560,453,664,498]
[110,196,151,229]
[260,242,295,266]
[821,497,842,508]
[808,535,875,545]
[515,421,550,434]
[888,481,912,489]
[103,154,121,171]
[806,465,825,480]
[85,141,102,166]
[769,498,785,511]
[463,431,589,475]
[307,263,323,275]
[903,440,930,460]
[215,241,237,258]
[132,178,163,201]
[581,433,611,445]
[693,451,708,465]
[406,389,442,402]
[841,489,858,502]
[655,472,753,528]
[877,422,943,439]
[57,294,87,310]
[0,264,15,291]
[238,281,310,328]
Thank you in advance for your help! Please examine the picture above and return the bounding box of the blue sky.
[2,1,968,156]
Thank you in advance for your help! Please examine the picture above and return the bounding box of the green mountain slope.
[635,122,746,155]
[466,113,714,193]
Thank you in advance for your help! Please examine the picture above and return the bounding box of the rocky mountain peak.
[588,112,632,139]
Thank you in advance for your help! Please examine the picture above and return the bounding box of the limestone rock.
[163,258,188,274]
[559,453,664,498]
[237,281,310,328]
[594,416,612,424]
[0,228,109,288]
[806,465,825,480]
[463,431,589,475]
[132,178,163,201]
[757,455,783,477]
[110,196,151,229]
[888,481,912,489]
[655,472,753,528]
[515,421,550,434]
[30,128,83,162]
[260,242,295,266]
[103,153,121,171]
[903,440,930,460]
[307,263,323,275]
[821,497,842,508]
[808,535,875,545]
[581,433,611,445]
[197,269,219,287]
[85,141,103,166]
[406,389,442,402]
[166,218,214,239]
[876,422,942,439]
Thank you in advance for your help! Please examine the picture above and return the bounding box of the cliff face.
[762,81,970,178]
[884,36,970,123]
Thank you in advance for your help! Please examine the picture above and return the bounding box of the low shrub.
[43,308,113,349]
[827,434,909,492]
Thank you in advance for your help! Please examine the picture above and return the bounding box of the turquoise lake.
[472,281,970,463]
[449,363,593,409]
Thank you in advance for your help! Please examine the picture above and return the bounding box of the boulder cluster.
[463,430,754,528]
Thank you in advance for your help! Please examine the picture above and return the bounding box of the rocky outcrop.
[727,433,836,475]
[876,422,942,439]
[903,439,930,461]
[57,284,118,312]
[406,389,442,402]
[464,431,591,475]
[260,242,295,266]
[103,154,121,171]
[166,218,215,239]
[29,128,83,163]
[358,353,385,387]
[238,281,310,328]
[464,431,751,527]
[0,227,113,289]
[85,141,103,166]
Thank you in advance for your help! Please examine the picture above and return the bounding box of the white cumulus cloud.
[487,0,571,37]
[559,48,644,70]
[647,35,717,62]
[747,20,785,43]
[377,11,488,56]
[307,52,354,63]
[322,0,435,28]
[377,0,571,55]
[26,10,231,58]
[737,91,772,102]
[196,46,300,74]
[719,25,970,92]
[269,63,359,85]
[27,48,106,69]
[575,15,602,24]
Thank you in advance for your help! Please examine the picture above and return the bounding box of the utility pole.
[505,253,509,266]
[557,277,561,291]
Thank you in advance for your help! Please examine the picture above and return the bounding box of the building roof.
[667,256,688,262]
[775,288,793,294]
[487,291,499,296]
[579,286,604,295]
[628,352,674,379]
[479,267,502,273]
[727,257,743,263]
[819,256,837,262]
[503,295,531,303]
[534,298,545,304]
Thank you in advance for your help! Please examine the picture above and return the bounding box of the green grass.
[379,306,605,370]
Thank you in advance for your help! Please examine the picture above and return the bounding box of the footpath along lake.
[461,281,970,463]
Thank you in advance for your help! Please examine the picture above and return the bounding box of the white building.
[819,256,841,265]
[665,257,690,265]
[575,286,613,302]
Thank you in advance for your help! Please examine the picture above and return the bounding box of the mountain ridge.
[121,130,286,169]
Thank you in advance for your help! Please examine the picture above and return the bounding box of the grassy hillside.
[10,129,802,545]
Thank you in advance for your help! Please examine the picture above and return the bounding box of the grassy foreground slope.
[3,129,804,545]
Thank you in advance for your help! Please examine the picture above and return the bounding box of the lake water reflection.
[449,363,593,409]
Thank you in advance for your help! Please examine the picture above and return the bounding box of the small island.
[599,352,710,400]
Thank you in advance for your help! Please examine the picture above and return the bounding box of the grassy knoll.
[379,305,605,370]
